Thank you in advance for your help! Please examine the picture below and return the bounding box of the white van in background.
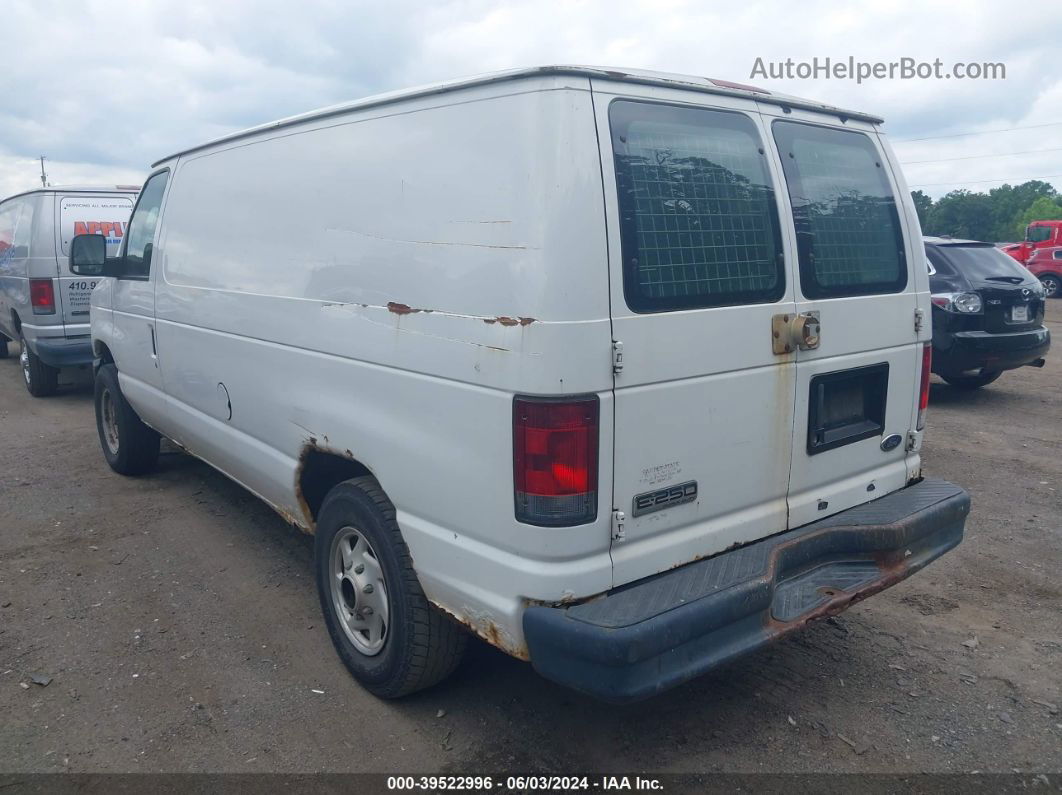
[70,66,970,702]
[0,186,137,395]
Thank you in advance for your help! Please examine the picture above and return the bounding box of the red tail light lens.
[916,342,932,431]
[29,278,56,315]
[513,395,599,526]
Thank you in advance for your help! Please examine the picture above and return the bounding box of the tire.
[0,338,8,359]
[1040,274,1061,299]
[315,476,467,698]
[20,331,59,397]
[94,363,160,475]
[941,370,1002,390]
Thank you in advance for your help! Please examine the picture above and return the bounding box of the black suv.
[925,237,1051,389]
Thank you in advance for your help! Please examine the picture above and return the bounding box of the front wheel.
[941,370,1002,390]
[315,477,467,698]
[20,332,58,397]
[1040,274,1061,299]
[94,363,160,475]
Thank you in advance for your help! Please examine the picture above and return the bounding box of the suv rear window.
[927,243,1034,283]
[773,121,906,298]
[610,100,785,313]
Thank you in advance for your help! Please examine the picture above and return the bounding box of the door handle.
[772,311,821,354]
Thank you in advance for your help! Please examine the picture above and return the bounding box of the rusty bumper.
[523,478,969,703]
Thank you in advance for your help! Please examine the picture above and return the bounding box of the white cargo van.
[0,186,137,395]
[71,67,970,702]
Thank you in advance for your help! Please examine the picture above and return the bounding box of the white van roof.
[1,185,139,203]
[152,65,886,167]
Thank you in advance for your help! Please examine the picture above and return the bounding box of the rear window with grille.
[610,101,785,312]
[772,121,906,298]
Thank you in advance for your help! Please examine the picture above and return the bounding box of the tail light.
[930,291,982,313]
[29,278,56,315]
[916,342,932,431]
[513,395,599,526]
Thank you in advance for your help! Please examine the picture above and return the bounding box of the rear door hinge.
[611,509,626,542]
[612,340,624,374]
[906,431,919,452]
[914,308,925,333]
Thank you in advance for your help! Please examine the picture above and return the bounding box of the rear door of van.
[590,80,801,585]
[54,192,134,329]
[763,110,922,529]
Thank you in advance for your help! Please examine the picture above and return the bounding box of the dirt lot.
[1,313,1060,777]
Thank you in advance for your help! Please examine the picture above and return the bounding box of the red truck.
[1001,219,1062,264]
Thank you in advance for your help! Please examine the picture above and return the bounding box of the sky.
[2,0,1060,201]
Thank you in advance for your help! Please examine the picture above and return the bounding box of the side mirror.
[69,234,108,275]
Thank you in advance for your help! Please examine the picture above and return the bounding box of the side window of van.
[772,121,906,298]
[0,201,21,262]
[11,197,35,257]
[123,172,169,278]
[610,101,785,313]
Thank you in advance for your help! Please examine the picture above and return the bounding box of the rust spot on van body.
[387,302,420,315]
[484,316,536,326]
[292,437,372,534]
[273,505,304,529]
[433,602,529,660]
[293,445,317,533]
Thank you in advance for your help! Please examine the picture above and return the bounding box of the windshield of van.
[928,243,1034,284]
[610,100,785,313]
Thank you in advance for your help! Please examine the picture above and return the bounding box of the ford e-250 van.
[0,186,137,395]
[70,67,970,702]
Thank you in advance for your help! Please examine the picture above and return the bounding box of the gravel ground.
[0,311,1059,776]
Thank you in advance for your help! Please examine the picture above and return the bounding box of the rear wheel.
[94,363,160,475]
[20,332,58,397]
[315,476,467,698]
[1040,274,1061,299]
[941,370,1002,390]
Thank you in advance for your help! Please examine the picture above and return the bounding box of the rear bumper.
[933,327,1050,375]
[25,334,93,368]
[523,479,969,703]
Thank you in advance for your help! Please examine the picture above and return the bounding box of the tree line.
[911,180,1062,243]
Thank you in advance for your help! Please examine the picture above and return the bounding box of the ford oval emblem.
[881,434,902,452]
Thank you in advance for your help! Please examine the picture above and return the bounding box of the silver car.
[0,185,137,395]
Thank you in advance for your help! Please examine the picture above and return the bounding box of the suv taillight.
[513,395,599,526]
[29,278,56,315]
[917,342,932,431]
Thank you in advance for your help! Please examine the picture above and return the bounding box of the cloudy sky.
[2,0,1060,200]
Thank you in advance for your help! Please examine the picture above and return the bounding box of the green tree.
[1012,195,1062,240]
[925,190,996,240]
[988,180,1057,241]
[910,190,933,230]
